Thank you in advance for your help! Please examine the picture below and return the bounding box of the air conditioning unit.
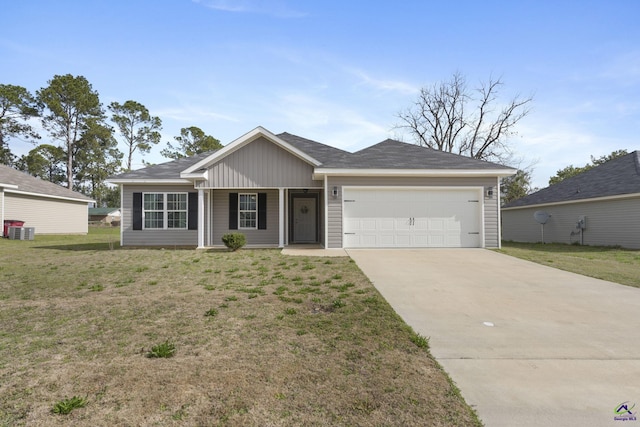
[8,227,35,240]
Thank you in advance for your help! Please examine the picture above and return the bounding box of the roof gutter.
[5,188,94,203]
[502,192,640,210]
[313,168,517,179]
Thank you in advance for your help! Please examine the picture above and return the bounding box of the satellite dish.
[533,211,550,225]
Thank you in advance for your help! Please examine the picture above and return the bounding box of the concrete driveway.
[347,249,640,427]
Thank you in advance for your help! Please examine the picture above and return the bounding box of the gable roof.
[180,127,321,176]
[107,127,515,182]
[503,151,640,209]
[0,164,94,202]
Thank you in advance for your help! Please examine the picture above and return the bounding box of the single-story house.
[0,164,94,235]
[89,207,121,224]
[502,150,640,248]
[107,126,515,249]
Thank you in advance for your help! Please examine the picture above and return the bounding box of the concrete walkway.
[347,248,640,427]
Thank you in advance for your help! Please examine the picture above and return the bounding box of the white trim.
[181,126,321,176]
[142,192,189,230]
[278,188,285,248]
[0,183,19,190]
[314,168,516,179]
[238,192,258,230]
[502,192,640,211]
[324,175,329,249]
[107,179,192,185]
[341,186,485,249]
[207,190,212,247]
[200,186,324,190]
[197,189,205,248]
[5,188,94,204]
[496,176,502,249]
[119,184,124,246]
[1,189,4,237]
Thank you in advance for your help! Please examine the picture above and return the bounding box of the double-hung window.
[238,193,257,229]
[143,193,188,229]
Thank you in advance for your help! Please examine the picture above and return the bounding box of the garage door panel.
[343,188,482,248]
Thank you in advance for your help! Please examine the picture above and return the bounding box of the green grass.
[498,241,640,288]
[0,227,481,426]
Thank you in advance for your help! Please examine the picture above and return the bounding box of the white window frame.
[238,193,258,230]
[143,192,188,230]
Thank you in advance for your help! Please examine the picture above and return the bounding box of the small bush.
[221,233,246,251]
[52,396,87,415]
[146,340,176,358]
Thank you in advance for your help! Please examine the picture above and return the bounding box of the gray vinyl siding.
[121,184,197,246]
[502,196,640,249]
[207,137,322,188]
[327,176,499,248]
[4,192,89,234]
[211,189,279,246]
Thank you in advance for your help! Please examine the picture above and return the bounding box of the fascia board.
[6,189,94,203]
[106,179,193,185]
[313,168,517,179]
[502,192,640,210]
[181,126,321,175]
[0,183,19,189]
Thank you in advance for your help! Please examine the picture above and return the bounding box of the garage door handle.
[468,232,480,234]
[344,232,356,235]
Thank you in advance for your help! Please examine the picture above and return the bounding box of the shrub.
[221,233,246,251]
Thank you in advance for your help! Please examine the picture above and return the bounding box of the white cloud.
[192,0,307,18]
[348,68,419,96]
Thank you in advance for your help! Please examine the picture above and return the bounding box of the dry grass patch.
[0,228,480,426]
[498,241,640,288]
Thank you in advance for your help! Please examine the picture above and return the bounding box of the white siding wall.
[502,197,640,248]
[211,189,279,246]
[207,137,322,188]
[326,176,499,248]
[122,184,197,246]
[5,192,89,234]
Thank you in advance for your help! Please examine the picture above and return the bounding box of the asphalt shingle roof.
[503,151,640,208]
[338,139,510,169]
[109,151,217,180]
[0,164,93,201]
[108,132,513,181]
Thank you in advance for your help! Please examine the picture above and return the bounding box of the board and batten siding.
[211,189,279,246]
[502,196,640,249]
[206,137,322,188]
[122,184,197,246]
[4,192,89,234]
[327,176,499,248]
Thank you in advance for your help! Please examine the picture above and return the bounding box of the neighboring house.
[89,207,121,224]
[0,164,94,235]
[107,126,515,249]
[502,151,640,248]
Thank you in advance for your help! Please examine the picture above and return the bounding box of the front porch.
[196,187,325,249]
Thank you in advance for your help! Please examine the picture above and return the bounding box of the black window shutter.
[188,192,198,230]
[133,192,143,230]
[258,193,267,230]
[229,193,238,230]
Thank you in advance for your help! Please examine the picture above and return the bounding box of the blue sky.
[2,0,639,188]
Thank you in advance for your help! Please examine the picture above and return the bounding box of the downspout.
[197,188,205,249]
[496,176,502,249]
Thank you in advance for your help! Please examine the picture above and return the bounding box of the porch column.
[197,188,205,248]
[278,188,285,248]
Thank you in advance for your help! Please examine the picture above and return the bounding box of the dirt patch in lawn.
[0,230,480,426]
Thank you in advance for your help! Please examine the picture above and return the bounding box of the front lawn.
[498,241,640,288]
[0,228,480,426]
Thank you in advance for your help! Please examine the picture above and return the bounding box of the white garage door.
[343,188,482,248]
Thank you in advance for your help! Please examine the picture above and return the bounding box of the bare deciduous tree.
[396,72,532,162]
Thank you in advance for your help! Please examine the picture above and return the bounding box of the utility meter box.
[577,215,587,230]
